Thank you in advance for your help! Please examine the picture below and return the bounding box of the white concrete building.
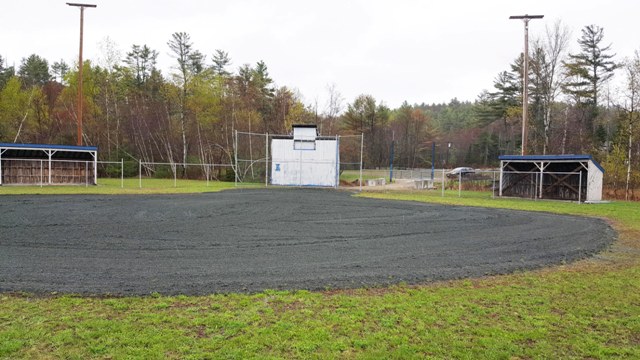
[270,125,339,187]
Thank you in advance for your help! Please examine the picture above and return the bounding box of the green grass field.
[1,185,639,359]
[0,178,242,195]
[340,169,390,184]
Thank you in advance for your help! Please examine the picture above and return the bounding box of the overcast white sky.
[1,0,638,109]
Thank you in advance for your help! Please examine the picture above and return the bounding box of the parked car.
[447,167,475,178]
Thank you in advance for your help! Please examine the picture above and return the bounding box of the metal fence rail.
[234,130,364,190]
[96,160,124,188]
[356,168,586,202]
[137,161,234,188]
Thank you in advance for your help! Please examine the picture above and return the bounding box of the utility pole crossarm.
[66,3,97,7]
[510,14,543,156]
[508,15,544,20]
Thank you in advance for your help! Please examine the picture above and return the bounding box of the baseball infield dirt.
[0,188,615,295]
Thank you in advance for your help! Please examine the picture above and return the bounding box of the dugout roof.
[498,154,604,173]
[0,143,97,160]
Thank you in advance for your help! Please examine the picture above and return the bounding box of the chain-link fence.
[235,130,363,189]
[363,168,587,202]
[136,161,235,188]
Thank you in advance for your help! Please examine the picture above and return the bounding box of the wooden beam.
[501,171,532,194]
[543,165,583,195]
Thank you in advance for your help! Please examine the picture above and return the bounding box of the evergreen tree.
[51,60,70,84]
[253,60,274,98]
[489,70,520,121]
[0,55,15,88]
[563,25,619,134]
[18,54,51,87]
[125,44,158,87]
[211,50,232,77]
[341,95,389,167]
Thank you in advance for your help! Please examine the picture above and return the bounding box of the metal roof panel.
[498,154,604,173]
[0,143,97,152]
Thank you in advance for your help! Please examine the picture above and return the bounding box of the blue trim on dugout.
[498,154,604,173]
[0,143,97,152]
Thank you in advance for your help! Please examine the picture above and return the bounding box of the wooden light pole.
[67,3,96,146]
[510,14,543,155]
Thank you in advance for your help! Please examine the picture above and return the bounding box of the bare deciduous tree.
[541,20,571,153]
[620,52,640,200]
[322,83,344,134]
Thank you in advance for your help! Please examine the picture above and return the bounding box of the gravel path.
[0,188,615,295]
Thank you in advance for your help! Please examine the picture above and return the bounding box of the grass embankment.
[1,189,639,358]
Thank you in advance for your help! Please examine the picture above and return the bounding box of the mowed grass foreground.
[1,186,639,358]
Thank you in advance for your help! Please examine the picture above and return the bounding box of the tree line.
[0,23,638,198]
[475,22,638,200]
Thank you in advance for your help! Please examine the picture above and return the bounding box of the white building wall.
[587,160,603,202]
[271,139,339,187]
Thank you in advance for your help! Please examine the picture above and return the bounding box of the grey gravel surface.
[0,188,615,295]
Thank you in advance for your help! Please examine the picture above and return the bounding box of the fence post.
[458,171,462,197]
[93,153,97,186]
[121,158,124,188]
[499,164,503,197]
[85,161,88,187]
[234,130,238,187]
[40,160,43,187]
[174,164,177,188]
[359,133,364,192]
[389,139,394,184]
[139,161,142,188]
[431,142,435,181]
[578,171,582,203]
[48,150,52,185]
[492,170,496,199]
[265,132,269,187]
[335,135,340,189]
[539,167,544,199]
[441,167,445,197]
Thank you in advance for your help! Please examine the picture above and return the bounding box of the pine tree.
[125,45,158,87]
[18,54,51,87]
[563,25,619,134]
[211,50,232,77]
[0,55,15,88]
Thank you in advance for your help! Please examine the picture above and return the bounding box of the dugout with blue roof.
[0,143,97,185]
[498,154,604,202]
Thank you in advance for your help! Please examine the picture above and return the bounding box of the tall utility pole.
[67,3,97,146]
[509,14,543,155]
